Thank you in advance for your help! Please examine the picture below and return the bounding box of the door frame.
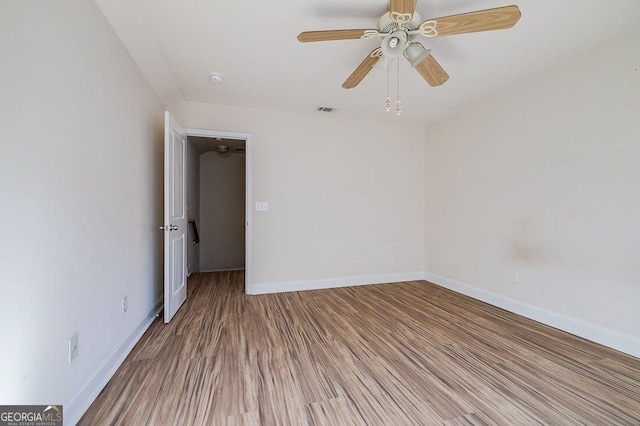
[185,128,253,294]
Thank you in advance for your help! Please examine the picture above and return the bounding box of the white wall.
[171,102,426,291]
[199,150,246,271]
[424,30,640,347]
[0,0,163,422]
[186,140,201,274]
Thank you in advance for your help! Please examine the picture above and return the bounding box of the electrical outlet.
[353,256,360,264]
[509,270,519,285]
[69,333,79,364]
[122,296,128,314]
[255,202,269,211]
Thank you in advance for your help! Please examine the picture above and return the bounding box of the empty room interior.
[1,0,639,424]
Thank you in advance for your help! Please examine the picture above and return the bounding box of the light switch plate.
[255,202,269,211]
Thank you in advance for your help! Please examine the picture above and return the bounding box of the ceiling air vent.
[317,106,336,113]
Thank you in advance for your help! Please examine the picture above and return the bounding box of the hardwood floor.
[80,271,640,425]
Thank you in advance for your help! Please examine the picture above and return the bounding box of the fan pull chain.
[385,60,391,112]
[395,59,402,116]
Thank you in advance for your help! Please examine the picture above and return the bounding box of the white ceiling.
[96,0,640,126]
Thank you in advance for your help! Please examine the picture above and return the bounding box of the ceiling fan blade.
[389,0,417,22]
[413,55,449,87]
[427,5,521,37]
[343,48,382,89]
[297,29,376,43]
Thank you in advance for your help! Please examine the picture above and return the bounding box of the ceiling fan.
[298,1,521,89]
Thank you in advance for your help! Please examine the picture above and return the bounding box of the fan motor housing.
[377,11,422,34]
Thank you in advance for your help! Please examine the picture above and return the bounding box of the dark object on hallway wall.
[189,218,199,244]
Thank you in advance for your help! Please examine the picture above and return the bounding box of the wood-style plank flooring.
[80,271,640,425]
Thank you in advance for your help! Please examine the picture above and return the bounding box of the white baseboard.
[64,298,163,426]
[423,271,640,359]
[248,271,425,295]
[198,267,245,273]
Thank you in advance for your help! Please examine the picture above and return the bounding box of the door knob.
[159,225,166,231]
[170,225,179,231]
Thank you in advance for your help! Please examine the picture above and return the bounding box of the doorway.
[185,128,253,293]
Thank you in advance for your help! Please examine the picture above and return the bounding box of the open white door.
[162,111,187,323]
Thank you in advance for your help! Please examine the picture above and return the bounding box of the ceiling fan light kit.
[298,2,521,115]
[381,30,408,58]
[405,43,431,68]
